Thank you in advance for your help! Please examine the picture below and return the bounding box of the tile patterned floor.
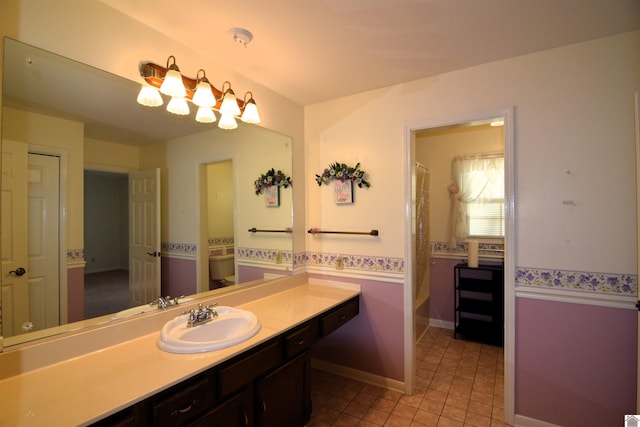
[307,327,510,427]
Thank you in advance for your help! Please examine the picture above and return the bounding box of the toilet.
[209,254,235,285]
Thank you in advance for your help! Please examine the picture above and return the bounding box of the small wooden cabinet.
[454,263,503,345]
[91,296,359,427]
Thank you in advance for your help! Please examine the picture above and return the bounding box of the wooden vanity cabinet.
[255,352,311,427]
[91,295,358,427]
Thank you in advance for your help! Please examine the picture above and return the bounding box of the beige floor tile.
[307,327,504,427]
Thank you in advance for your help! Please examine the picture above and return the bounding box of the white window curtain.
[447,152,504,248]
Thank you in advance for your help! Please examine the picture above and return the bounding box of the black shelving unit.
[454,263,504,346]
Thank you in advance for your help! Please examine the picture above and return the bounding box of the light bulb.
[196,107,216,123]
[241,99,261,124]
[136,85,163,107]
[166,97,190,115]
[219,89,241,117]
[192,80,216,108]
[160,69,186,98]
[218,113,238,130]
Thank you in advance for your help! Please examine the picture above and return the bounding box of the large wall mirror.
[1,38,294,349]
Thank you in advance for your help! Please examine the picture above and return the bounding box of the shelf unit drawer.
[454,263,504,345]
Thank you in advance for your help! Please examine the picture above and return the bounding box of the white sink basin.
[157,306,261,354]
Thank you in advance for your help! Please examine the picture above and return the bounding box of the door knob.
[146,251,161,257]
[9,267,26,276]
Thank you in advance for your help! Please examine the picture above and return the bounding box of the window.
[449,153,504,244]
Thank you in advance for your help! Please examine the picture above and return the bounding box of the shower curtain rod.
[453,151,504,161]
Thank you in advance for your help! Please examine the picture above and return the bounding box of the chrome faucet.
[150,295,185,309]
[187,303,218,327]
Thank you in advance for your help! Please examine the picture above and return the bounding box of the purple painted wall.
[515,297,636,426]
[310,275,405,381]
[161,257,198,297]
[429,258,459,322]
[67,267,84,322]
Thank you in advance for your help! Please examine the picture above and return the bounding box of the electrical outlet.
[335,255,344,270]
[275,250,282,264]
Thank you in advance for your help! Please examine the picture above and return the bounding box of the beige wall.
[3,107,84,250]
[207,161,234,240]
[305,31,640,274]
[164,125,293,252]
[84,137,141,173]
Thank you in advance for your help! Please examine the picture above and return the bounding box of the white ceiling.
[101,0,640,106]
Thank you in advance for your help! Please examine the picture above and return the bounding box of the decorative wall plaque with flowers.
[315,162,370,204]
[254,168,292,207]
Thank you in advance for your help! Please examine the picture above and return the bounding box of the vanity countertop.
[0,279,360,427]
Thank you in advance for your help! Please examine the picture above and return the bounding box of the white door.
[1,140,29,336]
[27,153,60,331]
[129,168,161,306]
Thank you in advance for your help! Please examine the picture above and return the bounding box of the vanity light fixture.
[136,56,261,130]
[166,96,190,115]
[196,107,217,123]
[192,69,216,108]
[240,92,261,124]
[159,56,186,98]
[218,113,238,130]
[219,81,241,117]
[136,84,163,107]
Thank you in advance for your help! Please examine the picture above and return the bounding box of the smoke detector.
[228,28,253,47]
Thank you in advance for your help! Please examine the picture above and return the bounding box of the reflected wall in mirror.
[0,38,293,348]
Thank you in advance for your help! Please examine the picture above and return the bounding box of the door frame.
[403,107,515,425]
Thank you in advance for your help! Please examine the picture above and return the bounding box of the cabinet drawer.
[152,377,214,427]
[320,297,359,337]
[284,324,315,359]
[218,341,281,397]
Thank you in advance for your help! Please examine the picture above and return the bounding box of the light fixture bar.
[138,57,261,130]
[139,61,246,111]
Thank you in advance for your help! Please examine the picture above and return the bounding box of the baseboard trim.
[514,414,562,427]
[311,358,405,393]
[429,318,454,330]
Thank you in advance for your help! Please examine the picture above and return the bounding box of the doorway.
[197,159,235,293]
[83,170,129,318]
[404,108,515,425]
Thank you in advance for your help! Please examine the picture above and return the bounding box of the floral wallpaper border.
[302,251,404,273]
[161,242,197,255]
[516,267,637,296]
[67,249,84,262]
[236,247,293,263]
[70,242,636,297]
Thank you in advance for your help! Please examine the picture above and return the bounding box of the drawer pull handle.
[261,400,267,414]
[339,314,347,320]
[243,412,249,426]
[171,399,198,416]
[296,338,305,345]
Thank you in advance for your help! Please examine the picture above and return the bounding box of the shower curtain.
[414,163,430,303]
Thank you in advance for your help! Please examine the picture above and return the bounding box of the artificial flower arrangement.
[254,168,293,195]
[315,162,370,188]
